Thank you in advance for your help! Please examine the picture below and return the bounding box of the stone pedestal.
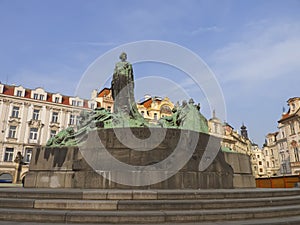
[224,152,256,188]
[25,128,235,189]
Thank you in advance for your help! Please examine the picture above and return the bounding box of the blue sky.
[1,0,300,146]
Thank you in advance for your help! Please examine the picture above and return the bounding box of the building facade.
[137,95,174,123]
[262,132,281,177]
[277,97,300,175]
[0,83,95,183]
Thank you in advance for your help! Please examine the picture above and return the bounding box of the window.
[257,154,260,159]
[24,148,33,163]
[265,150,268,156]
[214,123,218,133]
[50,130,56,138]
[290,123,295,135]
[294,147,299,162]
[8,126,17,138]
[282,131,285,138]
[4,148,14,162]
[281,153,285,161]
[39,94,44,101]
[259,161,262,165]
[141,111,144,117]
[272,161,275,168]
[54,97,60,103]
[154,113,158,120]
[72,100,76,106]
[107,106,111,112]
[282,164,287,174]
[259,168,263,173]
[51,112,59,123]
[271,149,274,156]
[11,106,19,118]
[267,161,270,167]
[29,128,38,140]
[280,143,283,149]
[32,109,40,120]
[69,114,75,125]
[90,103,95,109]
[16,90,22,97]
[33,93,38,100]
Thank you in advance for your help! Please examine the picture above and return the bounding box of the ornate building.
[208,112,252,155]
[277,97,300,175]
[94,88,114,112]
[137,95,174,123]
[262,132,281,177]
[0,83,95,184]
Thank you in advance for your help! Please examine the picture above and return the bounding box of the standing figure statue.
[111,52,141,118]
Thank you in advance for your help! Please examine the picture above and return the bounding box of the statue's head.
[119,52,127,61]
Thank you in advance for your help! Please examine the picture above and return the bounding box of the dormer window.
[55,97,60,103]
[33,94,38,100]
[70,97,83,107]
[16,90,22,97]
[14,86,25,97]
[31,88,47,101]
[52,94,62,104]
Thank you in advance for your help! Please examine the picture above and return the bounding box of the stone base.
[224,152,256,188]
[25,128,237,189]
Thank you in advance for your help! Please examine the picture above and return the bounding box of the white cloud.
[191,26,223,35]
[211,21,300,83]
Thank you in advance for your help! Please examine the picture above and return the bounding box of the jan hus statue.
[111,52,140,118]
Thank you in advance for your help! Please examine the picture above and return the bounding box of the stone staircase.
[0,188,300,224]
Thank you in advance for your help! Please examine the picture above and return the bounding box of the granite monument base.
[25,128,236,189]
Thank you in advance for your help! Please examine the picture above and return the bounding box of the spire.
[212,109,216,118]
[240,123,248,139]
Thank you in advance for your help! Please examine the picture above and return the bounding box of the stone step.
[1,215,300,225]
[0,188,300,200]
[0,204,300,224]
[0,195,300,211]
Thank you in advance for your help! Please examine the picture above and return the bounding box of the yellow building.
[137,95,174,123]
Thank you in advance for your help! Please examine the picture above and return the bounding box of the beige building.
[208,112,263,177]
[95,88,114,112]
[263,132,281,177]
[0,83,95,183]
[208,112,252,155]
[250,143,267,177]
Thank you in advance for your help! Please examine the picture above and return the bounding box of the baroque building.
[137,95,174,123]
[208,112,252,155]
[262,132,281,177]
[0,83,95,183]
[277,97,300,175]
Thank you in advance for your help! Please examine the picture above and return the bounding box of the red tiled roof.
[98,88,111,97]
[1,83,90,109]
[46,93,52,103]
[24,89,31,98]
[3,85,14,96]
[61,96,70,105]
[143,99,152,108]
[278,108,300,123]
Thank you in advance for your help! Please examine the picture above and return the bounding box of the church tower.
[241,123,248,139]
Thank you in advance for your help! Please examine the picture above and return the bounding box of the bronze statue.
[111,52,140,118]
